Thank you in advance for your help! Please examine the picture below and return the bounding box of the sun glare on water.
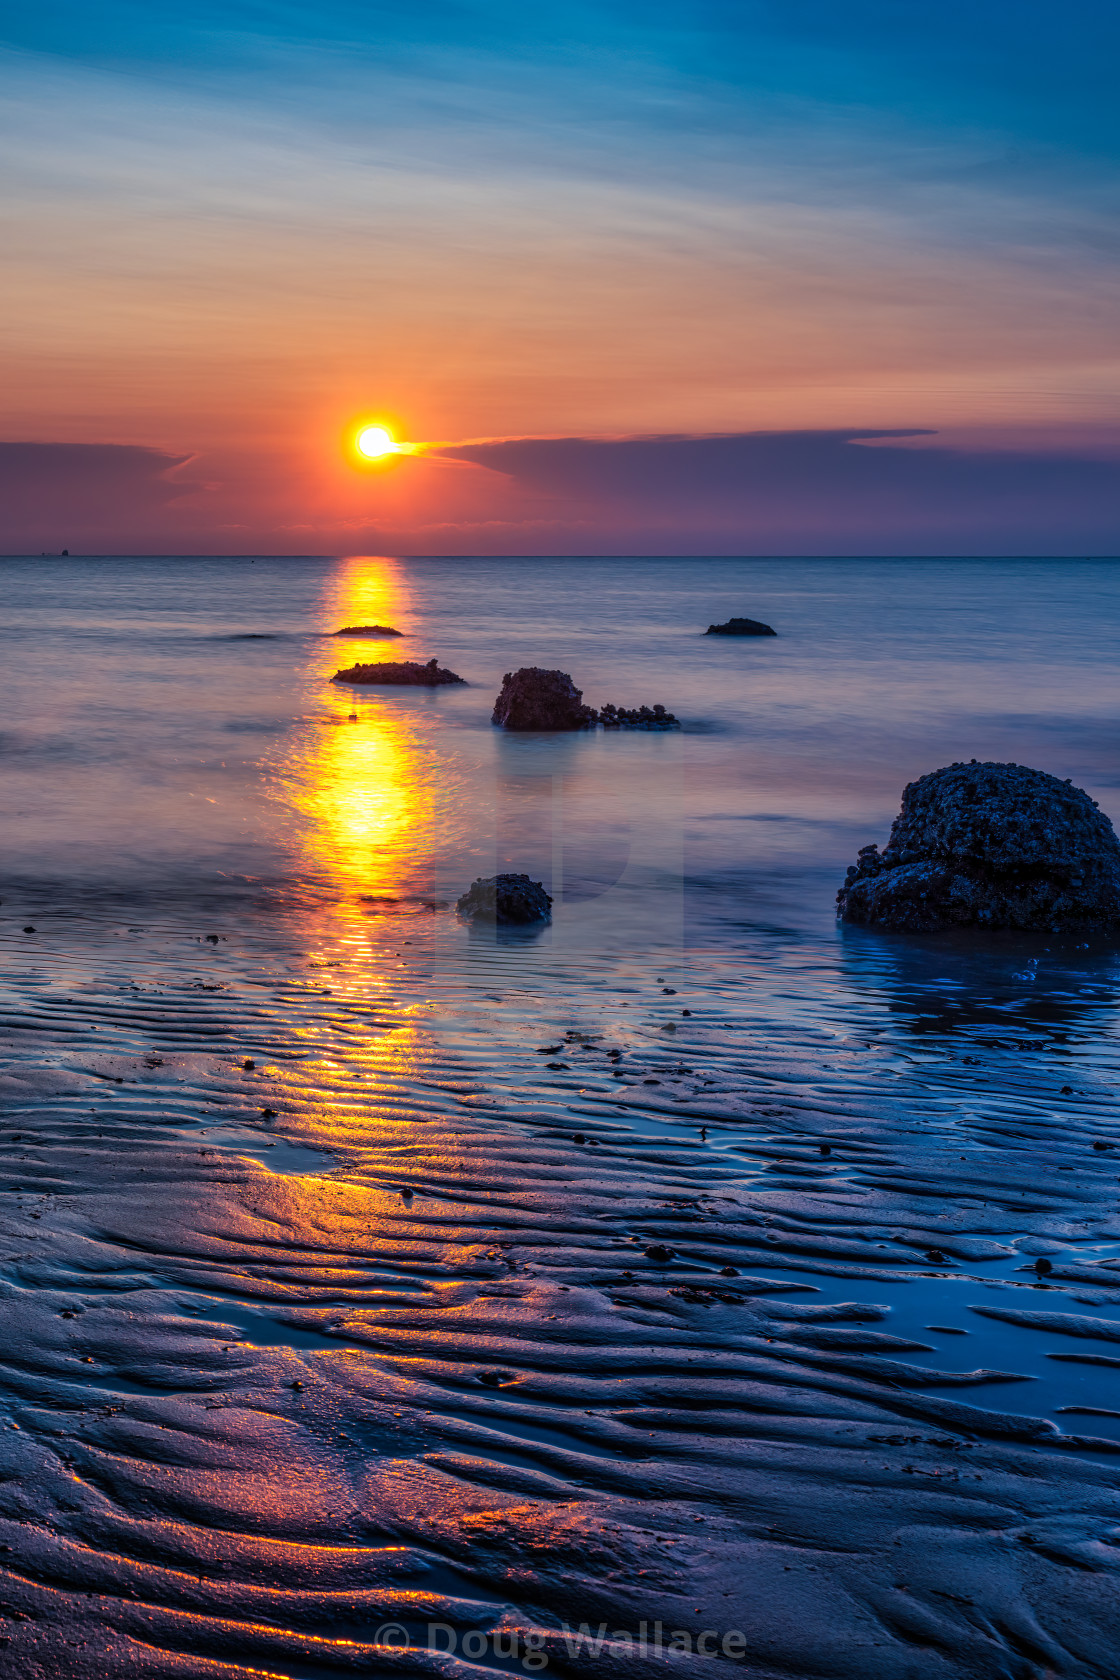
[356,425,397,458]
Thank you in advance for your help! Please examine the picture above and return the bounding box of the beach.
[2,552,1120,1675]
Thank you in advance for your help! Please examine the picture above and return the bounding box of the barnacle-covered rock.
[838,761,1120,931]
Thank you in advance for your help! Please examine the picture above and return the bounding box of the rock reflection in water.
[840,921,1120,1047]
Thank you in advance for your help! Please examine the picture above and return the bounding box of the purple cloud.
[435,430,1120,554]
[0,444,195,552]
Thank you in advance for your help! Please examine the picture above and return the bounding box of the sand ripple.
[1,912,1119,1676]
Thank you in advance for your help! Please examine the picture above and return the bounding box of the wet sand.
[1,904,1119,1678]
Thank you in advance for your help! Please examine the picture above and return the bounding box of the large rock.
[333,624,401,637]
[491,668,597,730]
[706,616,776,636]
[456,873,553,923]
[838,761,1120,931]
[332,659,464,686]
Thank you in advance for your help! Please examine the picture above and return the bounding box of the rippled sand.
[1,900,1120,1678]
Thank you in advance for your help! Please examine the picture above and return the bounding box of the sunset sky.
[2,0,1118,554]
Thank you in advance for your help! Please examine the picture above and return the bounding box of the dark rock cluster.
[333,624,402,637]
[706,616,776,636]
[491,668,597,730]
[491,667,677,730]
[838,760,1120,931]
[332,658,464,686]
[599,703,679,730]
[456,873,553,924]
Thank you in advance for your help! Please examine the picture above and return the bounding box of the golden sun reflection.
[277,556,435,900]
[297,703,431,898]
[326,555,408,637]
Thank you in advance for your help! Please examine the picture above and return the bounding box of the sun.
[356,425,397,459]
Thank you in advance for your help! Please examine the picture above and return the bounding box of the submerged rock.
[599,702,679,730]
[491,667,597,730]
[838,760,1120,931]
[706,616,777,636]
[456,873,553,924]
[333,624,402,637]
[332,658,464,686]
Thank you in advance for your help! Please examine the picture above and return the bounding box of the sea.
[1,553,1119,1677]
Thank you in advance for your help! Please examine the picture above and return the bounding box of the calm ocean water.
[3,552,1120,912]
[2,554,1120,1674]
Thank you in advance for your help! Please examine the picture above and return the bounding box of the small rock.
[644,1244,675,1262]
[924,1249,950,1264]
[572,1133,586,1144]
[706,617,777,637]
[598,702,679,730]
[1061,1086,1073,1095]
[333,658,464,686]
[1034,1257,1053,1276]
[720,1266,740,1277]
[1093,1140,1114,1151]
[456,873,553,924]
[819,1143,831,1156]
[242,1059,255,1071]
